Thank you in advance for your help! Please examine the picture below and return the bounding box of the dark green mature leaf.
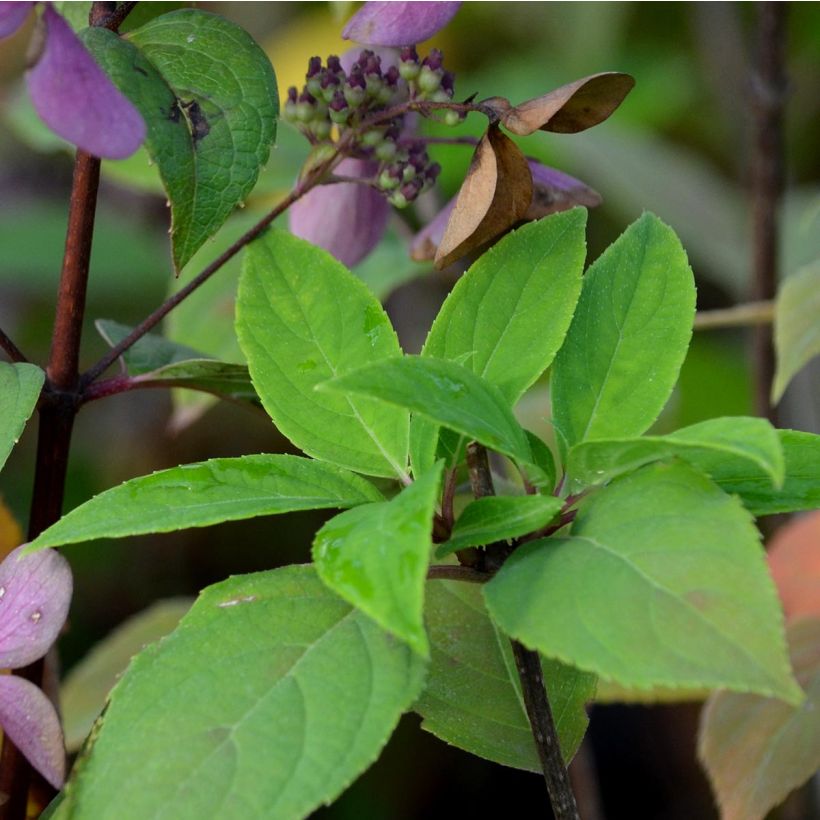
[313,464,442,656]
[416,580,595,770]
[0,362,44,473]
[62,598,193,752]
[698,617,820,820]
[237,231,410,479]
[567,417,784,490]
[57,567,427,819]
[424,210,586,403]
[703,429,820,516]
[551,213,695,449]
[83,10,278,270]
[95,319,204,375]
[485,461,802,702]
[25,455,382,551]
[772,260,820,402]
[435,495,564,559]
[321,357,532,465]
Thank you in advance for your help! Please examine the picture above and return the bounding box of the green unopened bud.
[361,128,385,148]
[402,165,417,183]
[284,100,297,121]
[399,61,420,82]
[418,65,442,95]
[443,109,462,127]
[388,190,408,209]
[379,168,401,190]
[310,119,332,140]
[375,140,397,162]
[365,74,384,98]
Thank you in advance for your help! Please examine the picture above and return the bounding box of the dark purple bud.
[343,2,461,47]
[426,161,442,181]
[400,45,419,64]
[307,56,322,78]
[384,123,401,142]
[0,545,72,669]
[0,675,65,788]
[359,49,375,64]
[287,86,299,103]
[0,1,34,39]
[326,55,343,74]
[364,54,383,77]
[441,70,455,93]
[347,69,366,90]
[321,72,341,90]
[400,178,423,201]
[290,158,390,266]
[298,90,317,104]
[408,153,427,173]
[329,91,348,113]
[26,7,146,159]
[422,48,444,71]
[384,65,400,87]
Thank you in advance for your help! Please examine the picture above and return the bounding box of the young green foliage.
[55,567,426,819]
[236,230,410,479]
[26,455,382,551]
[313,464,443,656]
[0,362,44,473]
[436,495,564,559]
[82,10,278,270]
[485,461,802,703]
[416,580,596,771]
[551,212,696,449]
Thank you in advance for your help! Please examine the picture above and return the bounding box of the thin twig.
[750,2,787,422]
[693,300,774,330]
[0,327,27,363]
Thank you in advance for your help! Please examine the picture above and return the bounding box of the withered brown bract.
[501,72,635,136]
[434,124,533,270]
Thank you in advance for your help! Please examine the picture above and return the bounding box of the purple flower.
[290,158,391,268]
[0,2,145,159]
[343,1,461,47]
[0,544,72,788]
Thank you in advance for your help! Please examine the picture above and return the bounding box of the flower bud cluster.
[283,48,455,207]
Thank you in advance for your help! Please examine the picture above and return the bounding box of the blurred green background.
[1,3,818,818]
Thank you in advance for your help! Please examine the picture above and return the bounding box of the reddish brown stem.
[750,2,787,422]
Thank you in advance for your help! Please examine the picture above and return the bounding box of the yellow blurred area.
[0,495,23,559]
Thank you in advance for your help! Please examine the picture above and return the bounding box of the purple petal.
[0,675,65,788]
[526,159,602,217]
[0,1,34,39]
[343,2,461,46]
[26,7,146,159]
[289,159,390,267]
[0,545,72,669]
[410,195,456,261]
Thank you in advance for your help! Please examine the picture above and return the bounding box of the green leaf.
[0,362,44,473]
[435,495,564,559]
[522,430,557,491]
[567,416,784,490]
[698,617,820,820]
[321,357,532,465]
[133,360,260,407]
[313,464,443,656]
[236,230,410,479]
[57,566,427,819]
[485,460,802,703]
[416,579,595,770]
[423,210,587,403]
[409,415,440,479]
[551,213,695,448]
[772,260,820,402]
[25,455,382,551]
[702,429,820,516]
[62,598,193,752]
[83,10,278,271]
[95,319,205,374]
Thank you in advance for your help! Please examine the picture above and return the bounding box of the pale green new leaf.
[701,429,820,516]
[236,230,410,479]
[57,567,427,820]
[698,617,820,820]
[95,319,204,375]
[321,357,531,465]
[567,416,784,490]
[416,580,595,770]
[551,212,695,448]
[772,260,820,402]
[62,598,193,752]
[132,360,260,407]
[84,10,278,271]
[0,362,44,472]
[485,461,802,702]
[25,455,382,551]
[313,464,442,656]
[423,210,587,402]
[435,495,564,559]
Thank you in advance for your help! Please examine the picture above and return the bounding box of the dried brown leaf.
[502,72,635,136]
[434,125,533,270]
[768,511,820,622]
